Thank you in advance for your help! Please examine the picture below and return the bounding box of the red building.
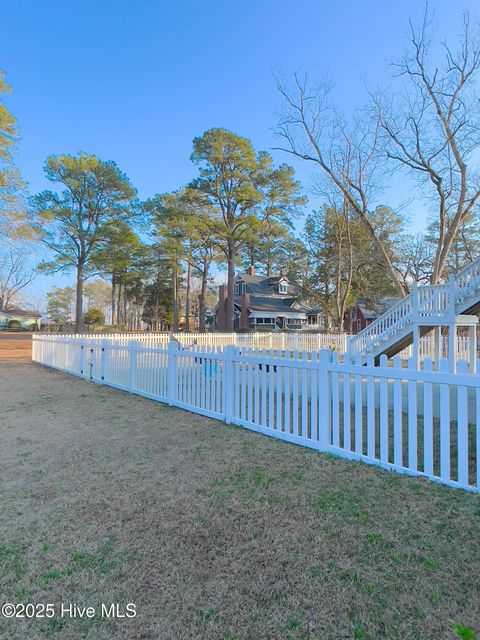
[344,297,400,335]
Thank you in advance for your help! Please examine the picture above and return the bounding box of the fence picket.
[423,358,434,476]
[331,352,340,447]
[301,351,308,439]
[284,359,291,434]
[366,355,375,458]
[407,356,418,471]
[393,356,403,467]
[275,352,282,431]
[258,349,265,427]
[343,352,351,451]
[379,354,388,463]
[457,360,469,486]
[292,350,299,437]
[439,358,451,481]
[354,354,363,455]
[310,351,318,442]
[240,354,247,422]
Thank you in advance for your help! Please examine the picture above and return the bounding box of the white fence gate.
[33,334,480,493]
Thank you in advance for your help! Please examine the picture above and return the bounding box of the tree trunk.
[75,262,85,333]
[117,283,122,326]
[185,261,191,332]
[123,287,128,329]
[226,244,236,332]
[111,277,116,325]
[199,260,209,332]
[172,263,179,331]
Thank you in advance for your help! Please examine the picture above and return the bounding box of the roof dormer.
[235,280,246,295]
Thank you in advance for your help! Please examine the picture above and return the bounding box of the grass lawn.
[0,361,479,640]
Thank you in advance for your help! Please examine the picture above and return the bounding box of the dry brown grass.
[0,362,479,640]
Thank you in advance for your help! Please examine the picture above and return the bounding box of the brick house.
[213,267,319,331]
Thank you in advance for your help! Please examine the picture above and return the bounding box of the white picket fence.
[36,331,480,361]
[37,331,349,352]
[397,335,475,361]
[33,334,480,493]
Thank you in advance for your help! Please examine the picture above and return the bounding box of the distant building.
[0,307,41,330]
[345,297,400,335]
[212,267,329,332]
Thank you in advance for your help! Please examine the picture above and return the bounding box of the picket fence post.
[317,349,332,450]
[223,345,235,423]
[79,341,85,377]
[167,341,179,406]
[101,339,108,382]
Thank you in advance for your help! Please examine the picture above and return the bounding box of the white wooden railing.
[349,254,480,360]
[455,256,480,303]
[33,334,480,493]
[349,294,414,357]
[415,284,452,319]
[349,279,464,359]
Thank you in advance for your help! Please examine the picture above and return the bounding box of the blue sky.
[1,0,478,305]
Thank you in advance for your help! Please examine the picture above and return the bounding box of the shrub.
[7,319,21,329]
[84,308,105,326]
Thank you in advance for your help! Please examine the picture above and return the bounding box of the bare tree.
[275,74,408,297]
[0,242,35,309]
[377,10,480,282]
[396,232,435,288]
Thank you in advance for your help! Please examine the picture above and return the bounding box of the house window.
[279,283,288,294]
[287,319,302,327]
[235,282,246,295]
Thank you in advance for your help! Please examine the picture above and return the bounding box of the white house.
[0,307,41,330]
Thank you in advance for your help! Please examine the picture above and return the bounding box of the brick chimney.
[217,284,228,331]
[248,265,255,276]
[240,293,251,329]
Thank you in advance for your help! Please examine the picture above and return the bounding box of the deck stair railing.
[349,255,480,361]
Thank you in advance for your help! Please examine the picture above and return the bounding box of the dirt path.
[0,362,479,640]
[0,332,32,362]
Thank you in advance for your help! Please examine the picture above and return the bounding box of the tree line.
[1,9,480,333]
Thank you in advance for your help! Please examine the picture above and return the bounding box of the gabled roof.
[235,272,302,297]
[307,305,322,314]
[0,307,40,318]
[356,297,400,320]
